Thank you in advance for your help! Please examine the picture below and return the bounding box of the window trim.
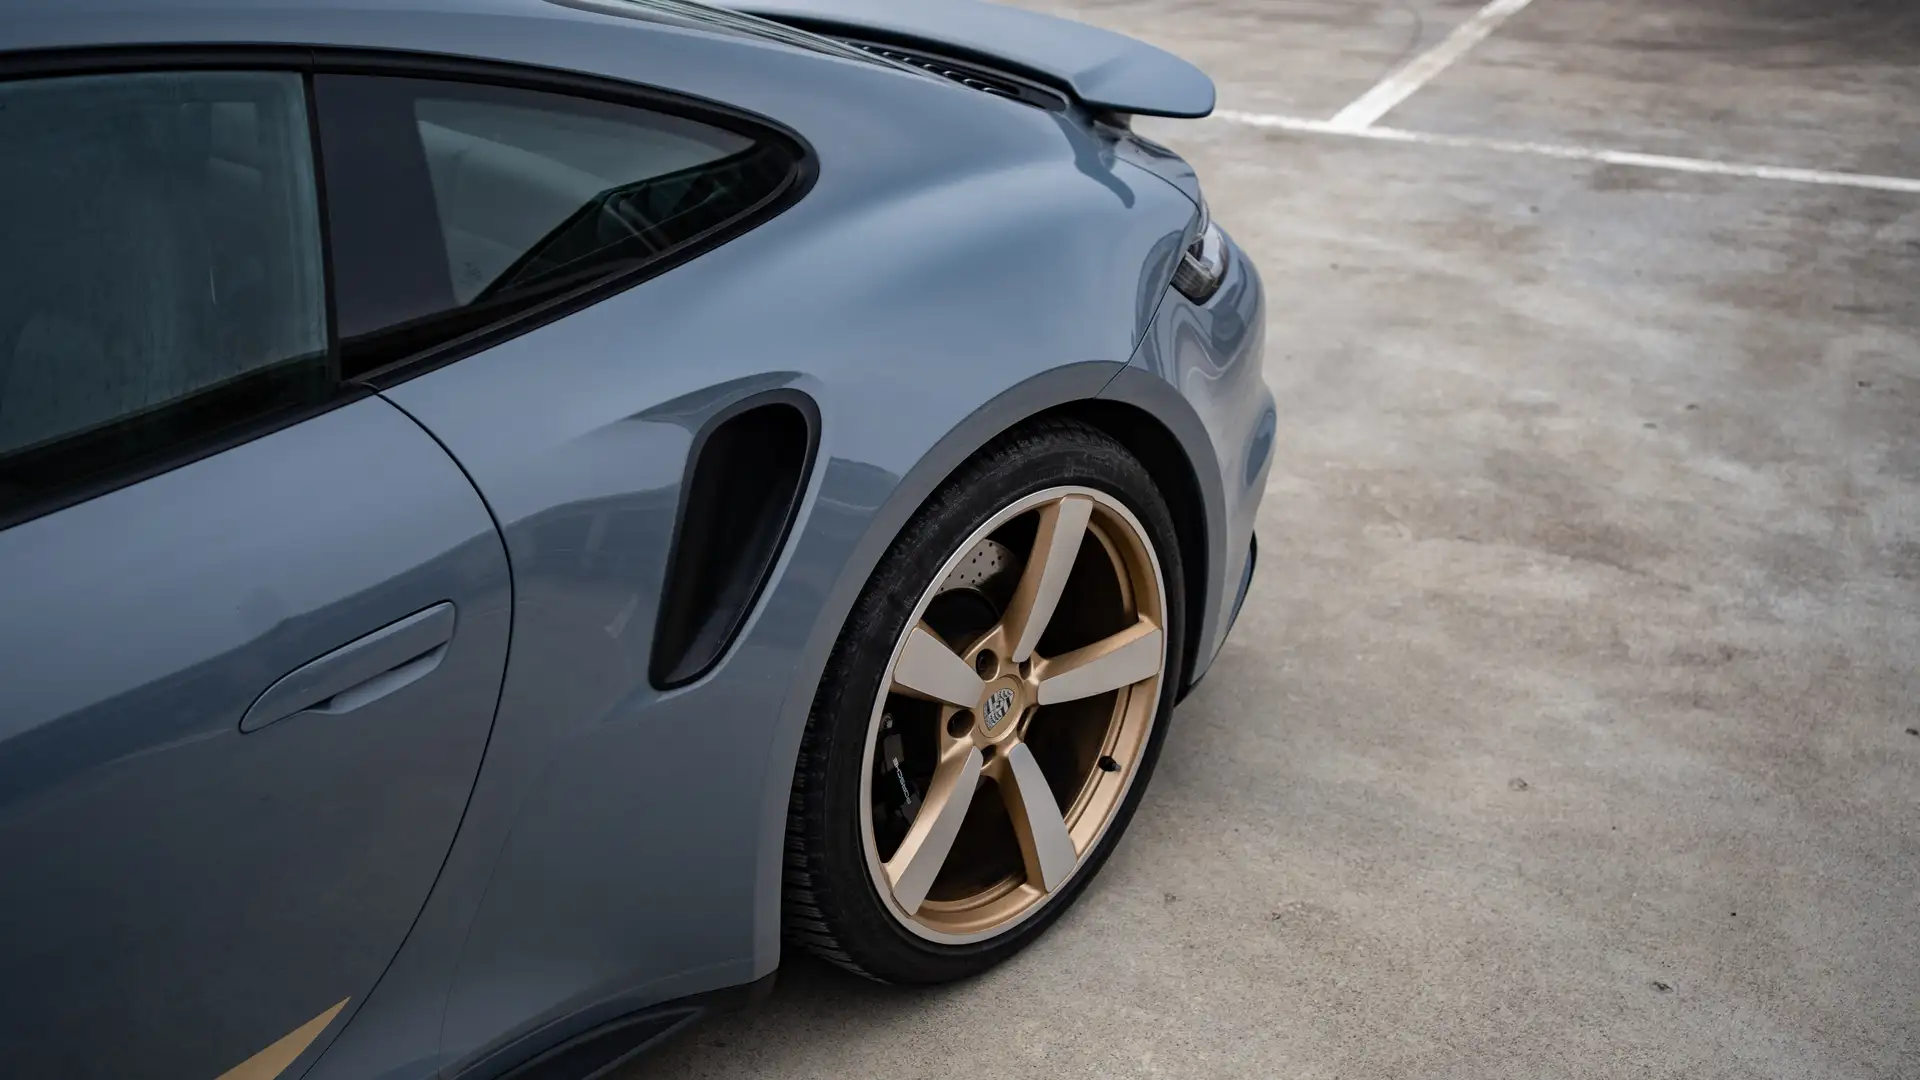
[0,45,818,528]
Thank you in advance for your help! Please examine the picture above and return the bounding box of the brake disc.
[939,537,1014,593]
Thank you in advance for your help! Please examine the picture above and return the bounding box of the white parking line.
[1329,0,1538,131]
[1214,111,1920,195]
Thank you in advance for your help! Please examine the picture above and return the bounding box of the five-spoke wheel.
[784,421,1184,982]
[866,488,1167,940]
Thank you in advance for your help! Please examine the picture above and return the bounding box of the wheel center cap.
[981,682,1020,734]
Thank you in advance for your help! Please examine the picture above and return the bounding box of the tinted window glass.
[314,76,802,372]
[0,71,330,522]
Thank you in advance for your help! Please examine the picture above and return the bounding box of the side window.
[0,70,330,523]
[313,75,803,373]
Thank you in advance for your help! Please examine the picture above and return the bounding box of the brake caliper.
[880,714,922,826]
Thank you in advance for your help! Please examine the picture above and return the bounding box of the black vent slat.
[841,39,1065,111]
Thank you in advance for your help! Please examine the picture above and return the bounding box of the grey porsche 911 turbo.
[0,0,1272,1076]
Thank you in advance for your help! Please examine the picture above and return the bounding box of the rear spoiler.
[721,0,1215,119]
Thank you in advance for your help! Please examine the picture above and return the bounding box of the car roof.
[0,0,879,70]
[4,0,605,39]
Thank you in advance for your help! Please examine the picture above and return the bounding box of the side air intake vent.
[837,38,1069,111]
[650,393,818,689]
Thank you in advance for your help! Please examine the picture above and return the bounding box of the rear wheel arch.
[758,367,1219,968]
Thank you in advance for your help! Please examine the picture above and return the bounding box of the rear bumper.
[1179,230,1270,687]
[1227,532,1256,639]
[1102,223,1270,696]
[1179,532,1254,702]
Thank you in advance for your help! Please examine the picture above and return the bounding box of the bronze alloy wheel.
[860,486,1167,942]
[783,420,1184,982]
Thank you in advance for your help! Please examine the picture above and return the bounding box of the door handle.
[241,602,457,733]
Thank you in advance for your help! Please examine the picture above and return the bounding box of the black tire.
[781,418,1186,984]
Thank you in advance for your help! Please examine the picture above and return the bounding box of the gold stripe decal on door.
[214,998,349,1080]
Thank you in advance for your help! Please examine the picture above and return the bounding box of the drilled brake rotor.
[938,537,1014,593]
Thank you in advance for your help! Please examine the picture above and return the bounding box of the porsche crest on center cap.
[982,687,1017,731]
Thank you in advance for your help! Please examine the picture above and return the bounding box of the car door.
[0,68,510,1079]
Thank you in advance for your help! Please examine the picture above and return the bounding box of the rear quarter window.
[312,73,805,376]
